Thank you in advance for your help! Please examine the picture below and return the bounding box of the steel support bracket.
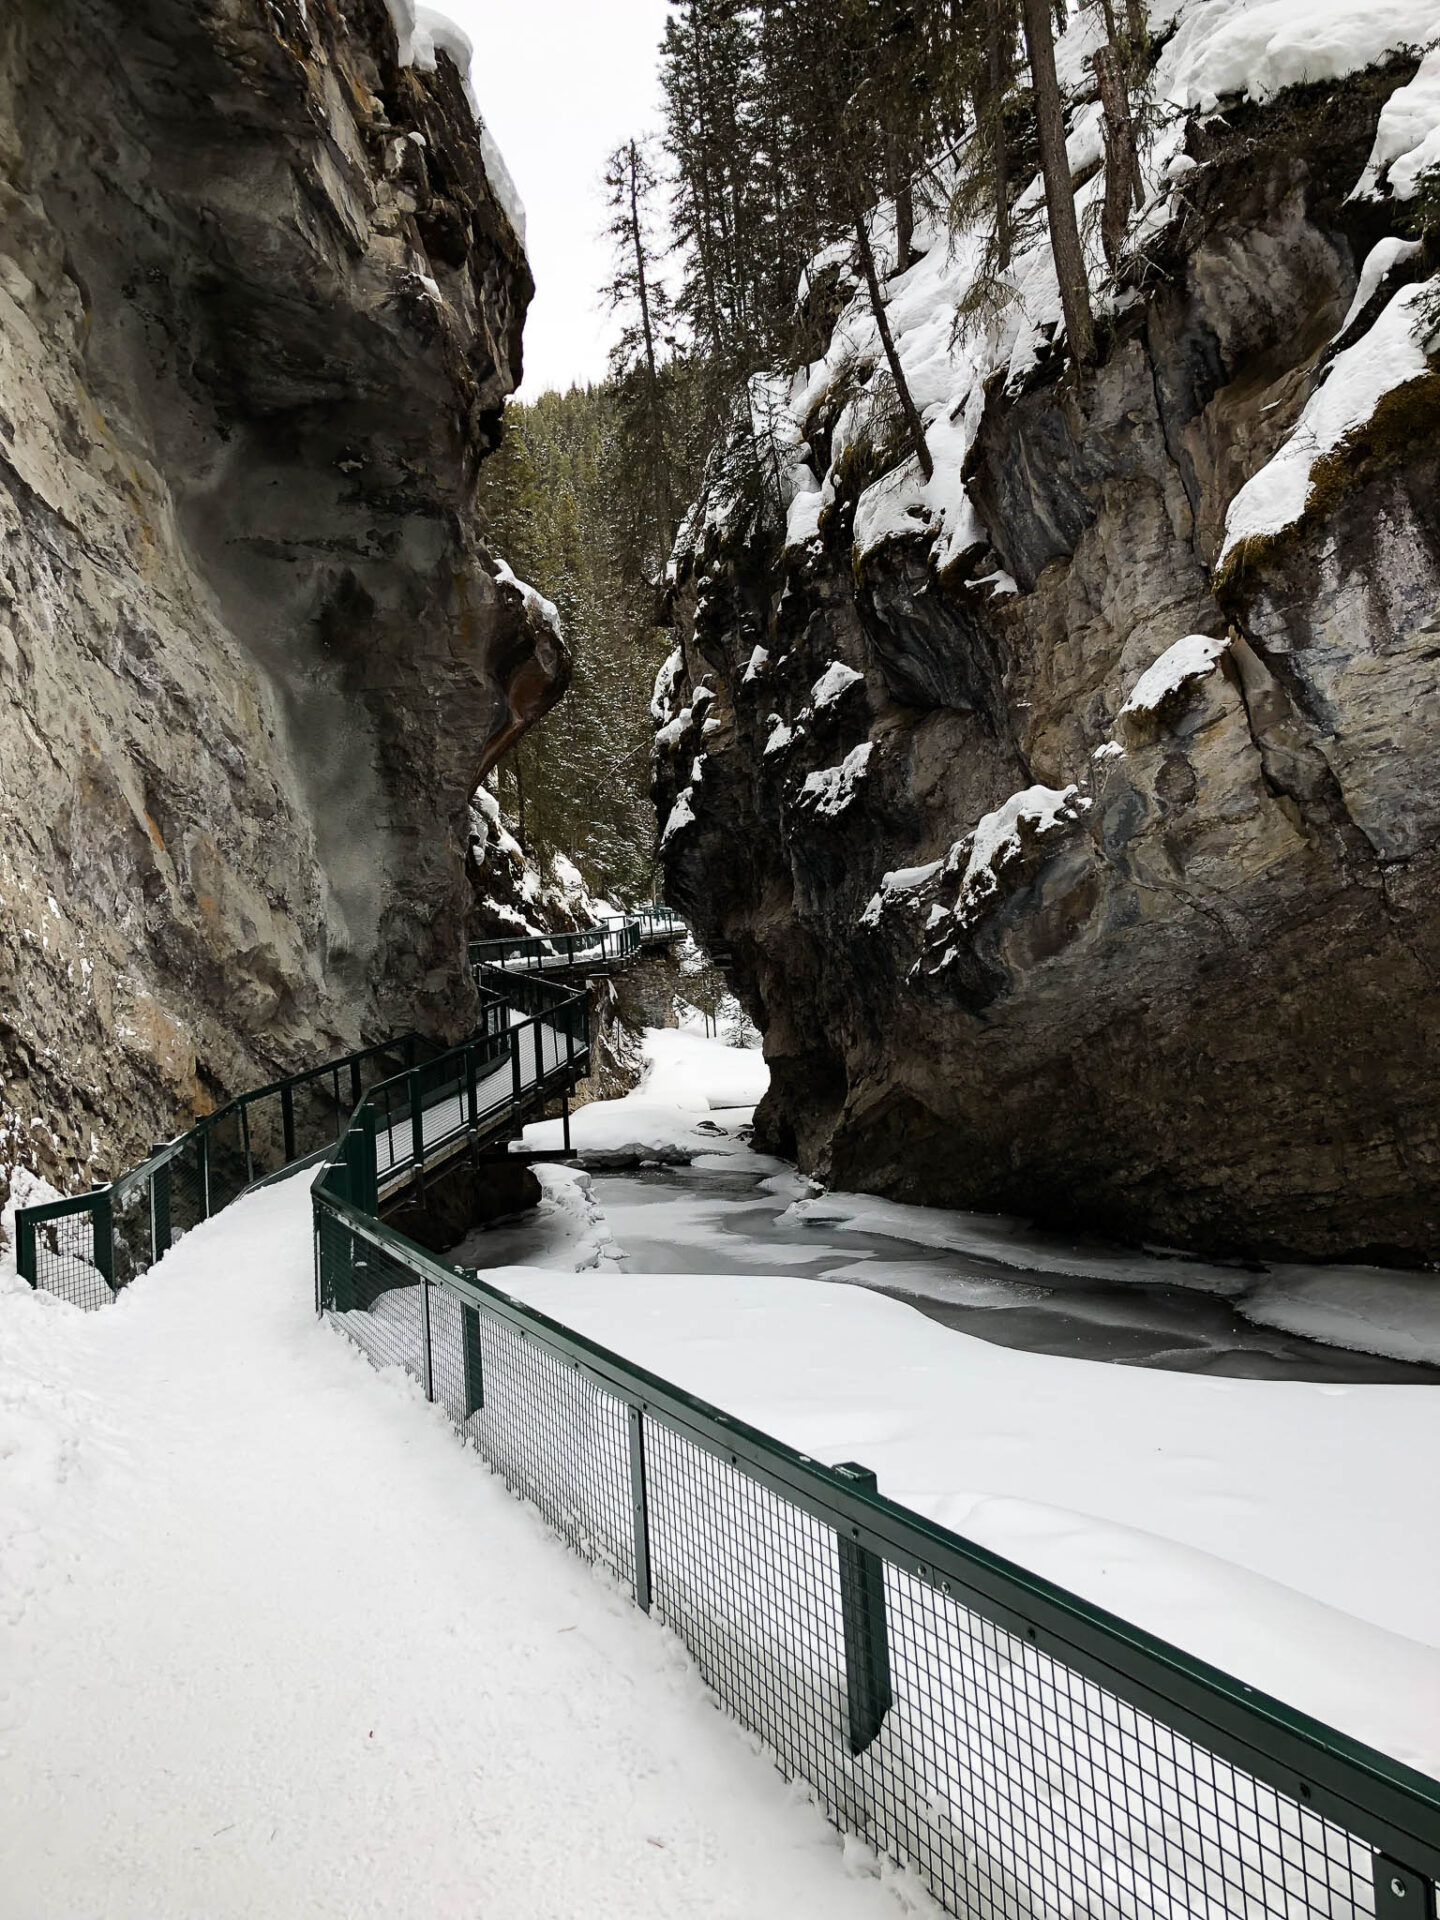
[1377,1859,1437,1920]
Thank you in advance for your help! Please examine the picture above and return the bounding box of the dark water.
[589,1161,1440,1385]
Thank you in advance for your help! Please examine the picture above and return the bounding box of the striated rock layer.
[655,61,1440,1264]
[0,0,565,1194]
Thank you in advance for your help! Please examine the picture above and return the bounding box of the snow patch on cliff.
[1218,278,1440,569]
[382,1,527,243]
[1156,0,1440,113]
[810,661,864,708]
[1121,634,1231,715]
[1354,45,1440,199]
[956,785,1090,924]
[798,743,873,818]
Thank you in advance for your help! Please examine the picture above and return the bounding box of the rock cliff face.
[0,0,564,1195]
[655,48,1440,1263]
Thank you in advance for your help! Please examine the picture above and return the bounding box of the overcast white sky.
[441,0,673,396]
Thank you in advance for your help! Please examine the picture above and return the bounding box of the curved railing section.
[15,1032,425,1308]
[468,903,684,977]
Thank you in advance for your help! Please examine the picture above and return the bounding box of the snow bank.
[522,1027,770,1167]
[1219,278,1440,569]
[798,742,873,818]
[1120,633,1231,715]
[1355,46,1440,199]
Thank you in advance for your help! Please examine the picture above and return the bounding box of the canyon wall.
[0,0,564,1195]
[655,40,1440,1262]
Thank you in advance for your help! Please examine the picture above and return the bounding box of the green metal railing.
[468,904,684,978]
[13,976,518,1308]
[313,991,1440,1920]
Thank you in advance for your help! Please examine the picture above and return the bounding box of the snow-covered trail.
[0,1176,932,1919]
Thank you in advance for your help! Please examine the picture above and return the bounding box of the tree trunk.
[887,135,915,275]
[986,0,1013,269]
[852,206,934,481]
[1021,0,1096,366]
[1124,0,1148,58]
[625,140,673,557]
[1092,43,1143,271]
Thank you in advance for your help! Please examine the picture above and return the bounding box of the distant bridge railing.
[468,905,684,978]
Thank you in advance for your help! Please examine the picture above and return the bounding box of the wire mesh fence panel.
[433,1291,637,1589]
[292,1072,347,1161]
[644,1423,856,1805]
[169,1132,207,1239]
[866,1566,1377,1920]
[643,1411,1381,1920]
[242,1090,287,1183]
[26,1199,112,1308]
[110,1172,153,1291]
[207,1107,249,1212]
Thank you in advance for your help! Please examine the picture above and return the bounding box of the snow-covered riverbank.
[510,1027,1440,1774]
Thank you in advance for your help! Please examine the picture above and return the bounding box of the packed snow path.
[0,1179,932,1919]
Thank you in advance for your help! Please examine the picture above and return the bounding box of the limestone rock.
[656,67,1440,1262]
[0,0,564,1197]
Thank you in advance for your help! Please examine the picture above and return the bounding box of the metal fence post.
[533,1019,544,1095]
[461,1302,484,1417]
[409,1069,425,1180]
[198,1127,211,1218]
[240,1102,254,1185]
[466,1043,478,1130]
[90,1186,115,1291]
[150,1153,172,1262]
[628,1405,652,1612]
[281,1085,297,1163]
[16,1208,37,1287]
[418,1272,434,1403]
[833,1462,893,1755]
[511,1028,522,1110]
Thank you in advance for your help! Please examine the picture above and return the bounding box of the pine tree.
[604,138,676,568]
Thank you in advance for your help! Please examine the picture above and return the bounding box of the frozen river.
[583,1159,1440,1384]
